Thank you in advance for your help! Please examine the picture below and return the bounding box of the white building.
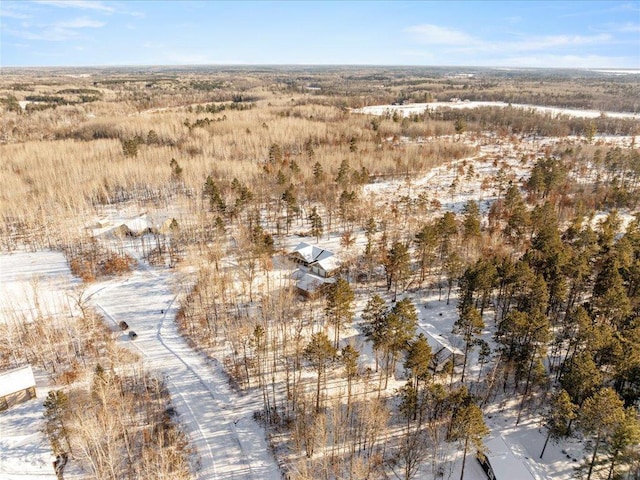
[289,242,340,297]
[0,365,37,411]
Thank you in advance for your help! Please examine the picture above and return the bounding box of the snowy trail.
[91,268,280,480]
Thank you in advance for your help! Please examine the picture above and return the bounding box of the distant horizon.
[2,1,638,69]
[2,64,639,71]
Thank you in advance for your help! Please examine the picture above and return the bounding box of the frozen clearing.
[354,101,640,120]
[87,261,281,480]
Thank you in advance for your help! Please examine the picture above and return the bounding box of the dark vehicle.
[119,321,129,330]
[128,331,138,340]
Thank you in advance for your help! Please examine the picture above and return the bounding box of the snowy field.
[354,101,640,120]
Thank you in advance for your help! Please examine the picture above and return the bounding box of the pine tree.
[308,206,323,242]
[577,387,626,480]
[404,333,432,391]
[414,222,438,284]
[560,351,602,406]
[449,400,489,480]
[462,200,481,245]
[604,408,640,479]
[304,332,337,412]
[313,161,324,182]
[540,389,577,458]
[362,294,388,372]
[335,158,351,185]
[169,158,183,182]
[383,241,411,299]
[341,344,360,410]
[281,184,299,234]
[385,299,418,386]
[203,175,226,214]
[325,278,355,348]
[268,143,282,164]
[453,306,484,382]
[43,390,71,454]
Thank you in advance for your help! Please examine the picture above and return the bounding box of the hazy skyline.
[1,0,639,68]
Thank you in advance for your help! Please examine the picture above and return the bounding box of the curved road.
[90,266,280,480]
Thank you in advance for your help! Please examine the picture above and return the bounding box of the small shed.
[0,365,37,411]
[477,436,536,480]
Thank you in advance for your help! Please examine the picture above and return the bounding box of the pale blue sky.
[1,1,639,68]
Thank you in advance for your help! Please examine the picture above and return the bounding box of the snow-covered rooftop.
[0,365,36,398]
[483,435,536,480]
[296,272,335,293]
[292,242,334,263]
[291,242,340,274]
[421,323,464,357]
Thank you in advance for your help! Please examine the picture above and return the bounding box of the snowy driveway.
[90,268,280,480]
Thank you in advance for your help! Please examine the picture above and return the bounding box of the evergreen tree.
[304,332,337,412]
[169,158,183,181]
[312,161,324,182]
[560,351,603,406]
[449,400,489,480]
[453,305,484,382]
[383,241,411,299]
[604,408,640,479]
[268,143,282,164]
[540,389,577,458]
[404,333,433,391]
[325,278,355,348]
[341,344,360,410]
[577,388,627,480]
[281,184,299,234]
[385,298,418,383]
[462,200,481,244]
[414,222,438,284]
[203,175,226,214]
[335,158,351,185]
[308,206,323,242]
[43,390,71,454]
[362,294,388,371]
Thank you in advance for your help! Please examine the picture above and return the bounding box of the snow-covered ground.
[0,251,78,480]
[354,101,640,120]
[87,263,281,480]
[5,128,636,479]
[0,247,281,480]
[0,251,80,326]
[0,383,58,480]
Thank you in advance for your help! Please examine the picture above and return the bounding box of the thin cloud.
[500,54,636,69]
[56,17,105,28]
[0,8,32,19]
[405,23,615,57]
[506,33,613,51]
[616,22,640,33]
[7,16,105,41]
[404,24,476,46]
[31,0,144,17]
[33,0,114,13]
